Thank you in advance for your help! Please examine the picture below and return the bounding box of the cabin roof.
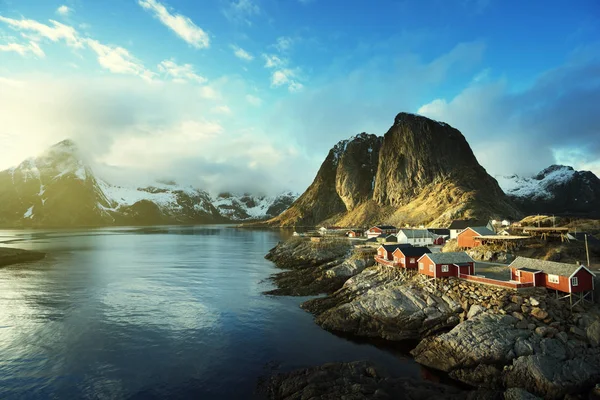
[423,252,473,265]
[394,246,432,257]
[397,229,434,238]
[517,267,543,273]
[372,225,397,230]
[509,257,590,277]
[428,228,450,236]
[381,244,412,252]
[448,219,490,230]
[464,227,495,236]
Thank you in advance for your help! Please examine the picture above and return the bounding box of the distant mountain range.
[0,139,297,228]
[496,165,600,218]
[264,112,600,228]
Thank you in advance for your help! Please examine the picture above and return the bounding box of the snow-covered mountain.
[0,139,297,228]
[496,165,600,217]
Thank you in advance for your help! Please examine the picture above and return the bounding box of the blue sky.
[0,0,599,193]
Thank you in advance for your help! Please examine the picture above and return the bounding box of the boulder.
[468,305,487,320]
[531,308,549,320]
[529,298,540,307]
[503,387,542,400]
[586,320,600,347]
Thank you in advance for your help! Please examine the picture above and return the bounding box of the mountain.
[267,112,521,228]
[497,165,600,217]
[0,140,297,228]
[212,191,299,221]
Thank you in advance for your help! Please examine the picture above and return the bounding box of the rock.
[312,268,457,341]
[326,258,369,278]
[512,312,525,321]
[514,338,535,357]
[503,387,542,400]
[531,308,549,320]
[412,313,530,373]
[535,326,550,337]
[587,320,600,347]
[450,364,503,388]
[570,326,587,339]
[260,360,470,400]
[516,321,530,330]
[468,304,486,320]
[504,354,600,400]
[556,332,569,344]
[530,298,540,307]
[511,296,524,306]
[540,338,566,360]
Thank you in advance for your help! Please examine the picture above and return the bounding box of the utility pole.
[585,234,591,267]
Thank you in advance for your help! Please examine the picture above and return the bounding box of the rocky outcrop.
[267,113,520,228]
[411,310,600,399]
[260,361,484,400]
[0,247,45,267]
[264,237,355,296]
[498,165,600,218]
[306,267,461,341]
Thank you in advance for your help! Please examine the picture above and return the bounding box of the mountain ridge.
[0,140,297,228]
[267,112,522,227]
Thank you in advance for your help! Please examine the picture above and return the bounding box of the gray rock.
[503,387,542,400]
[412,313,530,372]
[570,326,587,339]
[531,308,549,320]
[586,320,600,347]
[468,304,486,320]
[556,331,568,344]
[540,338,566,361]
[529,298,540,307]
[514,338,535,357]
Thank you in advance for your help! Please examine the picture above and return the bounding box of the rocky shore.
[0,246,45,267]
[263,238,600,399]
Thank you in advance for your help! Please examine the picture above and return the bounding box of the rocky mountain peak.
[534,164,574,180]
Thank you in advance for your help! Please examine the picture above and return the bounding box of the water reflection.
[0,226,422,399]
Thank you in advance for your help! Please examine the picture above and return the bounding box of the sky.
[0,0,599,194]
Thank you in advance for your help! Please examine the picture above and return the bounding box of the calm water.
[0,226,421,399]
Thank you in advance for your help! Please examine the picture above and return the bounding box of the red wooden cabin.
[392,247,431,269]
[509,257,595,294]
[457,227,495,248]
[417,252,475,278]
[367,225,397,239]
[375,244,412,266]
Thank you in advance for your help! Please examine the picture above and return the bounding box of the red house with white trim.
[417,252,475,278]
[375,244,412,266]
[457,227,495,248]
[509,257,595,294]
[392,247,431,270]
[367,225,398,239]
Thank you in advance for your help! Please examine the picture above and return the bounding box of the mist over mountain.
[0,140,297,228]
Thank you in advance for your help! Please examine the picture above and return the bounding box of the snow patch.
[497,166,577,200]
[23,206,34,219]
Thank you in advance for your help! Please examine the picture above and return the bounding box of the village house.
[375,244,412,265]
[457,226,495,248]
[427,229,450,245]
[346,230,364,238]
[417,252,475,278]
[366,225,398,239]
[509,257,595,297]
[448,219,494,239]
[392,246,431,270]
[396,229,436,246]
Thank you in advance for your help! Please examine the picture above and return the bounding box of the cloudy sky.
[0,0,598,194]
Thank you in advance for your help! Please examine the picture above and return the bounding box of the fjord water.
[0,226,420,399]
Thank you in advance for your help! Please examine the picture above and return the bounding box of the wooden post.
[585,234,591,267]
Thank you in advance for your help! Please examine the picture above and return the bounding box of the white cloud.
[263,53,286,68]
[210,105,233,115]
[199,85,221,99]
[56,5,72,16]
[288,81,304,93]
[138,0,209,49]
[270,69,303,92]
[158,59,206,84]
[86,39,155,81]
[231,45,253,61]
[0,41,45,58]
[0,16,83,48]
[223,0,260,26]
[274,36,293,52]
[245,94,262,106]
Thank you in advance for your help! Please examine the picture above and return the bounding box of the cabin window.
[419,263,424,270]
[548,274,559,284]
[401,258,406,264]
[571,277,579,287]
[515,270,520,277]
[441,265,449,273]
[429,264,434,272]
[410,258,415,263]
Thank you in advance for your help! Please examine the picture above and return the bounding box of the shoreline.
[0,246,46,267]
[261,237,600,399]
